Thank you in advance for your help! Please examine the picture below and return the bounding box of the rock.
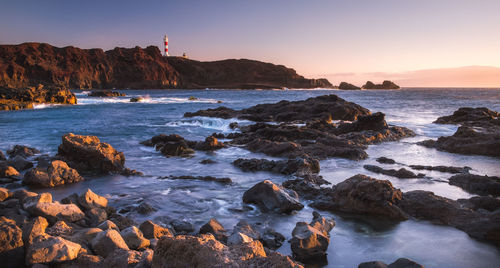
[0,85,76,110]
[85,207,108,227]
[434,107,499,124]
[194,136,225,151]
[57,133,126,174]
[261,228,285,250]
[227,232,254,245]
[23,160,83,187]
[0,217,24,268]
[290,211,335,262]
[243,180,304,213]
[130,97,144,102]
[338,82,361,90]
[409,165,470,174]
[0,164,19,179]
[7,145,40,158]
[376,157,396,164]
[143,133,196,157]
[449,174,500,196]
[91,229,129,257]
[0,187,9,202]
[136,202,156,214]
[311,174,408,221]
[362,80,400,89]
[12,188,37,203]
[97,220,119,231]
[26,234,81,264]
[0,150,5,161]
[200,159,216,164]
[139,220,173,239]
[108,213,136,231]
[458,196,500,212]
[160,175,232,185]
[358,261,388,268]
[336,112,388,133]
[233,157,320,176]
[22,216,49,245]
[57,253,103,268]
[88,90,125,97]
[102,248,152,268]
[121,226,150,250]
[7,155,33,171]
[170,219,195,234]
[232,220,261,241]
[199,218,227,243]
[152,234,303,268]
[283,175,331,200]
[359,258,424,268]
[23,192,85,224]
[46,220,73,236]
[363,165,424,179]
[78,188,108,210]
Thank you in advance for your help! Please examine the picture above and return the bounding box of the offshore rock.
[23,160,83,187]
[359,258,424,268]
[290,211,335,262]
[409,164,470,174]
[338,82,361,90]
[362,80,400,89]
[448,173,500,197]
[243,180,304,213]
[434,107,499,124]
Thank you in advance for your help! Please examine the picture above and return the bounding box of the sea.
[1,88,499,267]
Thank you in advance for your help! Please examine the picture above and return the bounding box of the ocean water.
[1,88,499,267]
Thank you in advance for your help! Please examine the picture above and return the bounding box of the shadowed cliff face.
[0,43,331,89]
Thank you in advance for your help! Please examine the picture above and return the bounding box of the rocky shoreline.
[0,84,76,111]
[1,94,499,267]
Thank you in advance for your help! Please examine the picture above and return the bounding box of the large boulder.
[233,157,320,176]
[91,229,129,257]
[78,188,108,210]
[7,155,33,171]
[23,160,83,187]
[22,216,49,245]
[243,180,304,213]
[290,211,335,262]
[120,226,150,250]
[199,218,227,243]
[434,107,499,124]
[57,133,126,174]
[26,234,81,265]
[6,145,40,158]
[449,174,500,197]
[0,164,19,179]
[0,217,24,268]
[312,174,408,221]
[23,192,85,224]
[139,220,173,239]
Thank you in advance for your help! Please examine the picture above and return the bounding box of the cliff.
[0,42,332,90]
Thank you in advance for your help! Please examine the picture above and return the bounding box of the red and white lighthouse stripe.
[164,35,169,56]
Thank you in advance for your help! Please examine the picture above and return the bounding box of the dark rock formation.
[233,157,319,176]
[159,175,232,185]
[88,90,125,97]
[199,218,228,243]
[6,145,40,158]
[359,258,424,268]
[0,216,24,268]
[283,175,331,200]
[434,107,499,124]
[338,82,361,90]
[409,165,470,174]
[311,174,408,221]
[243,180,304,213]
[290,211,335,262]
[130,97,143,102]
[139,220,173,239]
[7,155,33,171]
[0,42,330,90]
[376,157,396,164]
[23,160,83,187]
[0,84,77,110]
[449,174,500,196]
[362,80,400,89]
[363,165,424,179]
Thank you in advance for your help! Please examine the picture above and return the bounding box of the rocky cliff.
[0,43,331,90]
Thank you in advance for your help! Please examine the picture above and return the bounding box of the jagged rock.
[311,174,408,221]
[85,207,108,227]
[0,187,10,202]
[57,133,126,174]
[233,157,320,176]
[23,160,83,187]
[283,175,331,200]
[0,164,19,179]
[97,220,119,231]
[336,112,388,134]
[22,217,48,245]
[290,211,335,262]
[243,180,304,213]
[338,82,361,90]
[57,253,103,268]
[91,229,129,257]
[449,174,500,196]
[26,234,81,265]
[0,217,24,268]
[7,145,40,158]
[160,175,232,185]
[102,248,153,268]
[108,213,136,231]
[363,165,424,179]
[376,157,396,164]
[0,85,76,111]
[170,219,195,234]
[434,107,499,124]
[23,192,85,224]
[232,220,261,241]
[199,218,227,243]
[46,220,73,236]
[88,90,125,97]
[7,155,33,171]
[261,228,285,250]
[139,220,173,239]
[121,226,150,250]
[78,188,108,210]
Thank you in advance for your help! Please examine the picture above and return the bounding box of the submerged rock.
[409,164,470,174]
[243,180,304,213]
[290,211,335,262]
[363,165,424,179]
[376,157,396,164]
[448,174,500,197]
[160,175,232,185]
[359,258,424,268]
[23,160,83,187]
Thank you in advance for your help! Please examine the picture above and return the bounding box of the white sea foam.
[33,103,63,109]
[163,117,251,133]
[76,95,222,105]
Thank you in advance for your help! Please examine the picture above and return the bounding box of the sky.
[1,0,500,87]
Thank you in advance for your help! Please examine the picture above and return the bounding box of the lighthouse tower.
[163,35,169,56]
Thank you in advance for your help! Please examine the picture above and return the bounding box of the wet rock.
[120,168,144,176]
[143,133,195,157]
[136,202,156,214]
[7,145,40,158]
[261,228,285,250]
[281,175,330,200]
[121,226,150,250]
[0,150,5,161]
[12,188,37,203]
[108,213,136,231]
[199,218,227,243]
[362,80,400,90]
[57,253,103,268]
[0,217,24,267]
[0,187,10,201]
[7,155,33,171]
[359,258,424,268]
[139,220,173,239]
[46,220,73,236]
[376,157,396,164]
[170,219,195,234]
[364,165,424,179]
[152,234,303,268]
[91,229,129,257]
[193,136,225,151]
[409,164,470,174]
[232,220,261,241]
[78,188,108,210]
[336,112,388,134]
[434,107,499,124]
[22,216,49,245]
[311,174,408,221]
[26,234,81,265]
[130,97,143,102]
[57,133,126,174]
[338,82,361,90]
[102,248,152,267]
[23,192,85,224]
[449,174,500,196]
[290,211,335,262]
[85,207,108,227]
[23,160,83,187]
[243,180,304,213]
[200,159,216,164]
[160,175,232,185]
[233,157,320,176]
[97,220,119,231]
[0,164,19,179]
[227,232,254,246]
[88,90,125,97]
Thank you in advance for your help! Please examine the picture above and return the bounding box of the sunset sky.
[1,0,500,87]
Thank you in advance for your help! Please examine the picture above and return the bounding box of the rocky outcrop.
[311,174,408,221]
[0,84,77,110]
[57,133,128,174]
[142,134,226,157]
[362,80,400,89]
[6,145,40,158]
[363,165,424,179]
[233,157,319,176]
[0,42,330,90]
[23,160,83,187]
[290,211,335,262]
[434,107,499,124]
[88,90,125,97]
[338,82,361,90]
[359,258,424,268]
[243,180,304,213]
[152,234,303,268]
[448,174,500,196]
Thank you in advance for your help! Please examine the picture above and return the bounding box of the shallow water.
[1,88,499,267]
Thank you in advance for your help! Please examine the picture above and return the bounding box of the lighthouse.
[163,35,169,56]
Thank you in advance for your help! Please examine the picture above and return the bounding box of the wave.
[33,103,63,109]
[76,95,222,105]
[165,117,250,133]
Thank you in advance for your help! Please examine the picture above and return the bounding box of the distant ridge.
[0,42,332,90]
